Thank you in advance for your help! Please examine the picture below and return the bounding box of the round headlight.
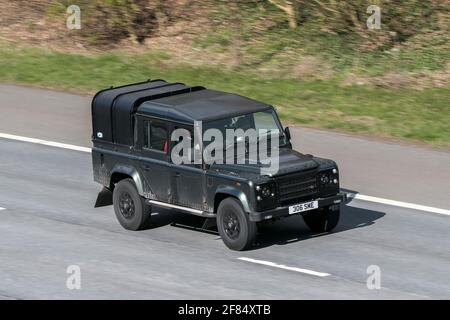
[332,168,337,174]
[256,184,274,199]
[261,186,271,197]
[320,173,330,185]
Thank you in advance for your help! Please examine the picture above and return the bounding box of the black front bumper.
[249,192,347,222]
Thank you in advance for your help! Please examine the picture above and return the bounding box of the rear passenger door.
[136,116,171,202]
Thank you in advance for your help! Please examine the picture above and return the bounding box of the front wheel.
[113,178,151,231]
[303,206,340,233]
[217,198,257,251]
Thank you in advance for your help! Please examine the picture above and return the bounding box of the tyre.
[302,206,340,233]
[113,178,151,231]
[217,198,257,251]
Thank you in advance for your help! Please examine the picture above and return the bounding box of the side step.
[146,199,216,218]
[147,199,218,234]
[171,217,218,235]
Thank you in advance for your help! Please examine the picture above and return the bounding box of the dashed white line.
[0,132,449,216]
[347,193,450,216]
[0,133,91,153]
[238,257,331,277]
[0,207,6,211]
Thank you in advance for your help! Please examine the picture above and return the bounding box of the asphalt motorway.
[0,84,449,299]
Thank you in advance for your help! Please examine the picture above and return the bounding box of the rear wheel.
[303,206,340,232]
[113,178,150,231]
[217,198,257,251]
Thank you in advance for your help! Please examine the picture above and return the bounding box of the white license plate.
[289,200,318,215]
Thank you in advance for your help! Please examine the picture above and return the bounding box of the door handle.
[142,165,151,171]
[174,172,181,177]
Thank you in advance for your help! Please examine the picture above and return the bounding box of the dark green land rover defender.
[91,80,345,250]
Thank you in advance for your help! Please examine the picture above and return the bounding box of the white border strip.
[347,193,450,216]
[238,257,330,277]
[0,133,91,153]
[1,132,449,216]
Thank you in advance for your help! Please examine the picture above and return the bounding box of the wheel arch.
[109,165,145,196]
[214,186,251,214]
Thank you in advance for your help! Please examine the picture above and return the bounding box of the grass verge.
[0,43,448,147]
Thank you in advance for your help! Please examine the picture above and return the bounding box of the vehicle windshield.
[202,109,287,147]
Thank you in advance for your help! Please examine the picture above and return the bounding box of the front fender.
[215,185,252,213]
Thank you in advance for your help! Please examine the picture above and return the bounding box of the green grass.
[0,43,449,147]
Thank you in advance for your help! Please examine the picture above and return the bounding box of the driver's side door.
[135,116,171,202]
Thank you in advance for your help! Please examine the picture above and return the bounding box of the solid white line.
[1,132,449,216]
[0,133,91,153]
[238,257,330,277]
[347,193,450,216]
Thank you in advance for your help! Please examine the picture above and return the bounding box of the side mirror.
[284,127,291,141]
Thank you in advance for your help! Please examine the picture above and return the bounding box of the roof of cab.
[137,88,272,123]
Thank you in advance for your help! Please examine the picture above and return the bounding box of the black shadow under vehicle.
[91,79,346,251]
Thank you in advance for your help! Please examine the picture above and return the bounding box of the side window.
[143,120,168,153]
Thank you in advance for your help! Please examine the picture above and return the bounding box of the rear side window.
[143,120,168,153]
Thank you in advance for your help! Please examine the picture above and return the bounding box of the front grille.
[275,170,318,206]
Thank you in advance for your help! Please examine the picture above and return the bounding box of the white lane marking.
[0,207,6,211]
[347,193,450,216]
[1,132,449,216]
[238,257,330,277]
[0,133,91,153]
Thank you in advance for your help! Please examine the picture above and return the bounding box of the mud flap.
[94,187,113,208]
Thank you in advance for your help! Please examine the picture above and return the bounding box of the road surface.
[0,84,449,299]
